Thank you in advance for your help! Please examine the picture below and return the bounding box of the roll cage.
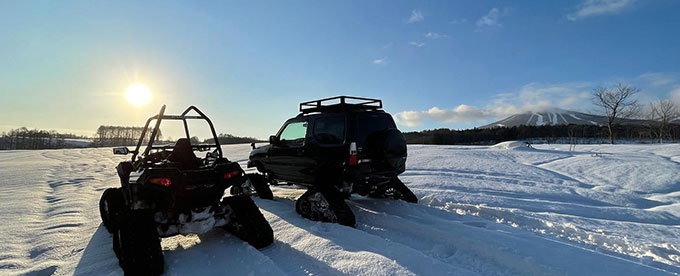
[130,105,223,162]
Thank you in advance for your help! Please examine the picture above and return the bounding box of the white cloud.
[449,18,467,24]
[567,0,636,21]
[671,87,680,106]
[476,8,506,28]
[637,72,678,87]
[426,105,489,123]
[424,32,449,39]
[395,82,594,127]
[372,58,386,65]
[407,9,424,23]
[409,41,426,47]
[394,111,423,127]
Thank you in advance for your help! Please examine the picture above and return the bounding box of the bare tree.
[648,99,679,143]
[568,125,577,151]
[592,84,641,144]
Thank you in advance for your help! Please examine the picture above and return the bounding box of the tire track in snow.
[348,198,673,275]
[256,196,477,276]
[349,199,553,276]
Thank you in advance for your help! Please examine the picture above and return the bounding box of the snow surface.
[1,144,679,275]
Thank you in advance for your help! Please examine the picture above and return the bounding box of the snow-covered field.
[1,143,679,275]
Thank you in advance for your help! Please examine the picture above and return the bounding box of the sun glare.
[125,83,152,106]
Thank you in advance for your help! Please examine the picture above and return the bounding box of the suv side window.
[279,121,307,145]
[313,116,345,144]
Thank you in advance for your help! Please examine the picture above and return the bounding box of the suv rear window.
[355,113,396,147]
[313,116,345,144]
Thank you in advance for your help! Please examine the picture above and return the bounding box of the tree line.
[0,127,90,150]
[92,125,159,147]
[0,125,262,150]
[404,123,680,145]
[204,133,262,145]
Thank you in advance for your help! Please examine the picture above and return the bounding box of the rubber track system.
[222,195,274,249]
[296,188,356,227]
[99,187,124,233]
[369,178,418,203]
[113,211,164,276]
[230,174,274,200]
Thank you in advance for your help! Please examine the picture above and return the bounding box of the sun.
[125,83,152,106]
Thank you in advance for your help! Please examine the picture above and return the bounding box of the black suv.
[248,96,417,227]
[99,105,273,275]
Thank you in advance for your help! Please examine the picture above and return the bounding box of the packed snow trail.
[0,144,678,275]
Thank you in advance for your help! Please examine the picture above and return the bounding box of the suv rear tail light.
[349,142,358,166]
[149,177,172,187]
[224,170,241,179]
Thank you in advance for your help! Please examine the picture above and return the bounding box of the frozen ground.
[1,143,679,275]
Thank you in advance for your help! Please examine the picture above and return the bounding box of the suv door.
[306,115,346,184]
[267,120,312,183]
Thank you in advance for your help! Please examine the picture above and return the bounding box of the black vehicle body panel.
[122,161,245,213]
[249,98,405,193]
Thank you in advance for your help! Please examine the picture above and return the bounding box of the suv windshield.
[355,113,396,147]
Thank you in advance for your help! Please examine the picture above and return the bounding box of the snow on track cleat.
[230,173,274,200]
[296,188,356,227]
[369,178,418,203]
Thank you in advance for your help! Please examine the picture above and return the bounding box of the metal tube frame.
[131,105,223,162]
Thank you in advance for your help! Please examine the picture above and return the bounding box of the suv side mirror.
[269,135,279,145]
[113,147,130,155]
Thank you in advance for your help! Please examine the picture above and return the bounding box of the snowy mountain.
[2,144,680,275]
[480,108,654,129]
[480,109,607,128]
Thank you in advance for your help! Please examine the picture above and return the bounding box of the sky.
[1,0,679,140]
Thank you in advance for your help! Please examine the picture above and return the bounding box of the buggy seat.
[167,138,200,169]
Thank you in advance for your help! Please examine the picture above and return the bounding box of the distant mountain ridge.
[480,108,651,129]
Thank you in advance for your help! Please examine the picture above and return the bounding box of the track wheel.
[296,188,356,227]
[230,174,274,200]
[369,178,418,203]
[113,211,164,276]
[222,195,274,249]
[100,188,124,233]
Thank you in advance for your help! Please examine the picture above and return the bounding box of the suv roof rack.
[299,96,382,114]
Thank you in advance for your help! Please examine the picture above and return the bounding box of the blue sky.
[1,0,679,139]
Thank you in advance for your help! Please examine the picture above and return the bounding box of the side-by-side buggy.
[99,105,273,275]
